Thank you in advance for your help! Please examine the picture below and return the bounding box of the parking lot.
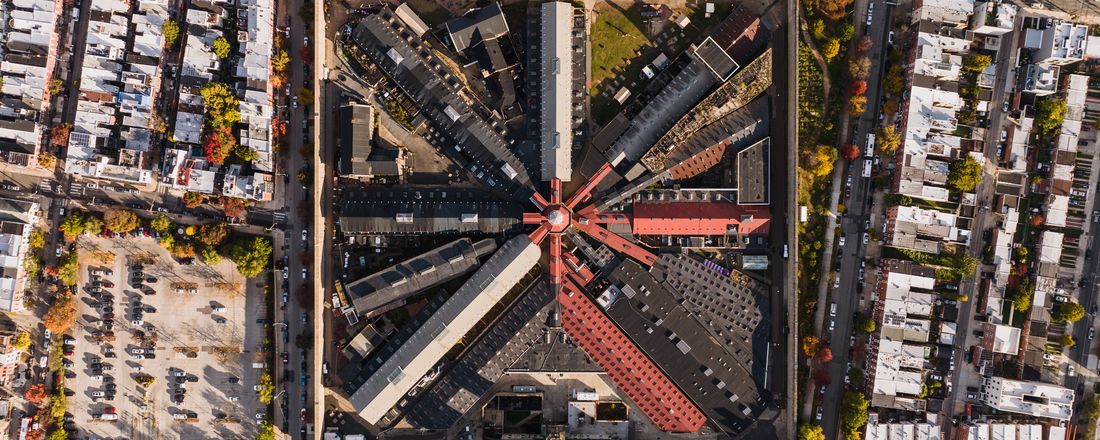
[65,236,268,439]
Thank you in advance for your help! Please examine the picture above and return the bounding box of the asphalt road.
[818,0,891,437]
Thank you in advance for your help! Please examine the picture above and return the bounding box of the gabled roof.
[445,2,509,52]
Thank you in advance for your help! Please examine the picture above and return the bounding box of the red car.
[104,407,116,414]
[63,350,73,357]
[101,281,114,288]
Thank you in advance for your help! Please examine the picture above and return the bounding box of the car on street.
[839,237,846,247]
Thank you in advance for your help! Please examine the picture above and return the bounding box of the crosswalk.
[37,181,52,193]
[273,211,287,225]
[67,182,85,197]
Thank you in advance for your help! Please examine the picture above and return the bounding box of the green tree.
[256,421,275,440]
[11,331,30,351]
[962,54,992,72]
[837,23,855,42]
[1035,98,1067,139]
[56,251,79,287]
[223,236,273,278]
[822,39,840,60]
[200,246,222,264]
[162,20,180,48]
[1052,302,1085,323]
[233,145,259,162]
[28,228,45,251]
[59,211,87,241]
[47,429,67,440]
[23,254,41,278]
[150,213,173,234]
[798,424,825,440]
[135,374,155,387]
[104,208,140,233]
[839,391,870,438]
[83,215,103,236]
[199,83,241,128]
[948,156,982,192]
[213,36,231,59]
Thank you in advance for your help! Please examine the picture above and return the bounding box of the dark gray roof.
[343,238,498,317]
[339,103,376,176]
[735,138,770,205]
[350,12,532,189]
[694,37,739,81]
[400,279,555,430]
[339,293,448,395]
[445,2,510,52]
[603,258,767,435]
[338,188,522,236]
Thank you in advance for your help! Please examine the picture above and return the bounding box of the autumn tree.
[272,50,290,72]
[841,144,861,161]
[883,65,904,96]
[150,213,172,234]
[221,196,249,219]
[947,156,982,192]
[203,127,236,165]
[817,0,855,20]
[24,384,46,404]
[198,223,229,246]
[1052,302,1086,323]
[233,145,259,162]
[804,145,837,178]
[213,36,231,59]
[171,242,196,259]
[44,294,76,334]
[848,56,871,79]
[822,39,840,60]
[817,347,834,363]
[849,95,868,115]
[183,192,205,208]
[849,80,868,96]
[812,368,831,385]
[1061,334,1076,348]
[50,124,71,147]
[855,36,874,54]
[802,335,820,357]
[198,83,240,128]
[799,424,825,440]
[28,228,45,251]
[38,152,56,169]
[162,20,180,48]
[878,125,901,155]
[12,331,30,351]
[297,87,314,103]
[104,208,140,233]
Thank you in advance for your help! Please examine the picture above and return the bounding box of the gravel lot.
[65,236,270,439]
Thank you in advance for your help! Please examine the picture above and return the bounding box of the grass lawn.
[590,3,650,95]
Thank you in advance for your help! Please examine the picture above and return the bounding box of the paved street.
[818,0,892,437]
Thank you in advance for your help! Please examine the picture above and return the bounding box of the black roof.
[338,187,522,236]
[444,2,510,52]
[339,103,375,176]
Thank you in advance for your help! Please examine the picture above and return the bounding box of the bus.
[865,133,876,157]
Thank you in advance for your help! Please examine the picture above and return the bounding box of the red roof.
[632,202,770,236]
[559,280,706,433]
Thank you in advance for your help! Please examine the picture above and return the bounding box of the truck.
[94,414,118,421]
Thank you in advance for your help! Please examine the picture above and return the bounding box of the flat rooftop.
[338,188,522,237]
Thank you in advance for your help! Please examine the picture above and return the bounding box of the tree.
[272,50,290,72]
[855,36,874,54]
[837,23,855,42]
[28,228,45,251]
[805,145,837,178]
[23,383,46,404]
[150,214,172,234]
[198,83,240,128]
[104,209,140,233]
[84,215,103,236]
[50,124,71,147]
[46,430,66,440]
[24,254,41,278]
[297,87,314,103]
[1060,334,1076,348]
[12,331,30,351]
[848,56,871,79]
[812,368,831,386]
[59,212,88,241]
[158,233,176,250]
[1035,98,1067,139]
[882,99,898,116]
[839,391,870,438]
[841,144,861,161]
[258,372,274,404]
[170,242,196,259]
[48,80,62,95]
[271,116,288,139]
[57,251,79,286]
[883,65,904,96]
[856,313,876,334]
[221,196,249,219]
[162,20,180,48]
[849,95,868,115]
[879,125,901,155]
[200,246,222,264]
[817,347,834,363]
[802,335,820,357]
[848,368,865,387]
[37,152,56,169]
[134,374,155,387]
[962,54,992,72]
[44,294,76,334]
[810,19,826,40]
[183,192,204,209]
[1011,280,1034,312]
[1052,302,1086,323]
[222,236,272,278]
[297,168,312,186]
[817,0,855,20]
[198,223,230,246]
[256,421,275,440]
[212,36,231,59]
[202,127,236,165]
[948,156,982,192]
[233,145,259,162]
[822,39,840,60]
[798,424,825,440]
[849,80,868,96]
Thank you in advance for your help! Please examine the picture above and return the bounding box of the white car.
[302,229,307,242]
[302,268,307,280]
[133,366,144,373]
[839,237,846,247]
[173,371,186,377]
[130,348,144,355]
[91,391,105,397]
